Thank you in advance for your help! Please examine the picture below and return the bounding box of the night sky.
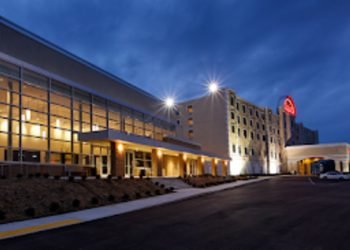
[1,0,349,143]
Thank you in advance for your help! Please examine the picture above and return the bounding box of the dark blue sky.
[1,0,349,143]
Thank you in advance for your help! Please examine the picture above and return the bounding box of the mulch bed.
[182,175,258,188]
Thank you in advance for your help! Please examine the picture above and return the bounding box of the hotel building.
[0,17,228,178]
[177,89,318,175]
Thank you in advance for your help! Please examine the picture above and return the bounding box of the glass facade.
[0,59,175,172]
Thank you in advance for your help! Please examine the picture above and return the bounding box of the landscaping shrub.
[90,197,99,205]
[43,173,49,178]
[135,192,141,199]
[54,175,60,180]
[68,176,74,182]
[155,189,161,195]
[117,176,122,180]
[160,184,165,188]
[0,210,6,220]
[155,182,159,186]
[72,199,81,208]
[145,190,151,196]
[28,173,34,178]
[96,175,101,180]
[16,173,23,179]
[1,175,6,179]
[36,173,42,178]
[130,176,134,179]
[25,207,35,217]
[169,187,175,192]
[82,175,87,181]
[107,175,112,180]
[49,202,60,212]
[122,193,130,201]
[107,194,115,202]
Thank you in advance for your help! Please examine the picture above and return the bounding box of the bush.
[25,207,35,217]
[16,174,23,179]
[68,176,74,182]
[0,210,5,220]
[145,190,151,196]
[82,175,87,181]
[54,175,60,180]
[117,176,122,180]
[169,187,175,192]
[35,173,42,178]
[28,173,34,178]
[130,176,134,180]
[96,175,101,180]
[0,175,6,180]
[49,202,60,212]
[122,193,130,201]
[135,192,141,199]
[43,173,49,178]
[107,175,112,180]
[90,197,99,205]
[155,189,161,195]
[107,195,115,202]
[72,199,80,208]
[160,184,165,189]
[155,182,159,186]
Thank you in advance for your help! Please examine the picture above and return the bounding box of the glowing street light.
[208,81,219,93]
[164,97,175,108]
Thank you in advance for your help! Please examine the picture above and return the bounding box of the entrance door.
[125,151,134,177]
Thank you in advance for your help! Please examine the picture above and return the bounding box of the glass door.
[125,150,134,178]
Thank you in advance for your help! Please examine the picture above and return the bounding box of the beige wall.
[286,143,350,173]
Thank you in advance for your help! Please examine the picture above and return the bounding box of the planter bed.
[182,175,258,188]
[0,176,171,224]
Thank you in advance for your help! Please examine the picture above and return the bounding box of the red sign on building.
[284,96,296,116]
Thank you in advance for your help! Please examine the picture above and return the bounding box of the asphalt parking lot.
[2,176,350,250]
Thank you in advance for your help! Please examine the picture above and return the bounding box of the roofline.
[285,143,349,150]
[0,16,160,102]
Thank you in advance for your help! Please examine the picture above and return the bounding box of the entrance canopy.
[78,129,229,160]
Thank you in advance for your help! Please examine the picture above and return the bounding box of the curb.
[0,177,270,240]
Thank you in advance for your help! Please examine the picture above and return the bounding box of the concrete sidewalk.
[0,177,270,240]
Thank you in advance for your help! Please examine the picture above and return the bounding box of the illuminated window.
[187,118,193,126]
[187,105,193,113]
[188,130,193,139]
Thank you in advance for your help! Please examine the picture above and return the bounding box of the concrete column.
[179,153,186,177]
[222,160,227,177]
[152,149,163,177]
[110,142,124,177]
[211,159,217,176]
[197,157,204,176]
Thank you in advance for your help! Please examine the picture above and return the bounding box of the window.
[262,135,266,141]
[188,130,193,139]
[262,124,265,130]
[256,111,259,118]
[230,97,234,106]
[249,109,253,116]
[244,147,248,155]
[187,105,193,113]
[243,130,247,138]
[238,128,241,137]
[257,122,260,129]
[250,132,254,140]
[231,125,235,133]
[250,120,253,127]
[232,144,236,153]
[237,116,240,124]
[242,105,246,113]
[231,112,235,119]
[257,134,260,140]
[187,118,193,126]
[236,103,239,110]
[243,117,246,125]
[251,149,255,156]
[238,146,241,155]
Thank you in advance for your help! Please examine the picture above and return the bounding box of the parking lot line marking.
[0,218,81,240]
[308,177,315,185]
